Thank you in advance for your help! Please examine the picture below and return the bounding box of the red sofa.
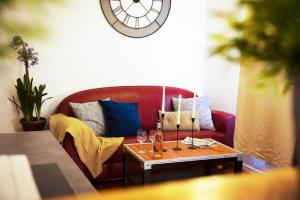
[56,86,235,182]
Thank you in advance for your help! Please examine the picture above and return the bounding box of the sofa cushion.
[99,101,141,137]
[69,100,109,136]
[172,96,215,130]
[159,111,200,131]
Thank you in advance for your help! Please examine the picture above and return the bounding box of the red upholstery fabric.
[57,86,194,132]
[212,111,235,147]
[57,86,236,182]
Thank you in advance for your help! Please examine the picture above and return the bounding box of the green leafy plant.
[8,35,37,121]
[212,0,300,165]
[34,84,52,121]
[9,76,35,121]
[8,35,51,122]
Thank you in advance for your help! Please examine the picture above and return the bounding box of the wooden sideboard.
[0,131,97,196]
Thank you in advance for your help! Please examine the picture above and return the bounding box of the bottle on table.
[153,119,163,158]
[156,118,161,130]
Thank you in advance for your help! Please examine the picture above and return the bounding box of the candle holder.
[173,124,182,151]
[161,112,168,152]
[161,112,165,132]
[188,117,197,149]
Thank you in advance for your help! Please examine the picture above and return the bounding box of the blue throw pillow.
[99,101,141,137]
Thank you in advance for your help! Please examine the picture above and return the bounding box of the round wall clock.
[100,0,171,38]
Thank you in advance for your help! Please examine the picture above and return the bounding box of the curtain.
[234,61,295,166]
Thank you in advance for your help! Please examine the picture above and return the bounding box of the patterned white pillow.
[159,111,200,131]
[172,96,215,130]
[69,100,109,136]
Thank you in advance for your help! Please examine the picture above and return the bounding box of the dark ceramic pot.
[20,117,46,131]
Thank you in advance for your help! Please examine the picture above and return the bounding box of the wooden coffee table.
[123,139,243,186]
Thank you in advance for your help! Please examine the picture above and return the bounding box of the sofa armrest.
[212,110,236,147]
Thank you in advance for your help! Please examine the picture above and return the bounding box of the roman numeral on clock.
[123,14,130,25]
[135,18,139,28]
[151,7,160,14]
[113,5,123,15]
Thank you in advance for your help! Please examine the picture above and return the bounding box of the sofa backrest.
[56,86,194,131]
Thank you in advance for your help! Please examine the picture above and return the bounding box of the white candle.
[162,86,165,114]
[177,94,182,125]
[192,92,196,118]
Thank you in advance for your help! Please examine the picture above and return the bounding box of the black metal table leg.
[234,159,243,173]
[143,170,151,184]
[123,153,130,187]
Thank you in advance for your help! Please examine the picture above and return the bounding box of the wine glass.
[137,129,147,154]
[149,130,155,153]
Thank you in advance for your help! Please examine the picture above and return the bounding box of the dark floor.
[93,179,123,192]
[93,163,236,192]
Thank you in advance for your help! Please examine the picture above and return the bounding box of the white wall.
[0,0,239,133]
[204,0,240,114]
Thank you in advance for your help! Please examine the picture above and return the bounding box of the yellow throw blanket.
[49,114,124,178]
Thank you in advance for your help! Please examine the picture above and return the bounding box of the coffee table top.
[123,139,243,170]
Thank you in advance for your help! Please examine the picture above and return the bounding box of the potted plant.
[8,35,52,131]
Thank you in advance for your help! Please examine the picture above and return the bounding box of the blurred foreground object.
[0,155,40,200]
[57,167,298,200]
[212,0,300,166]
[0,0,65,57]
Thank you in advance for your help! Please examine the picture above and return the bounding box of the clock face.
[100,0,171,38]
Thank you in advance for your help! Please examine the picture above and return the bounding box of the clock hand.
[139,2,149,12]
[137,2,151,24]
[145,15,151,23]
[125,2,134,12]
